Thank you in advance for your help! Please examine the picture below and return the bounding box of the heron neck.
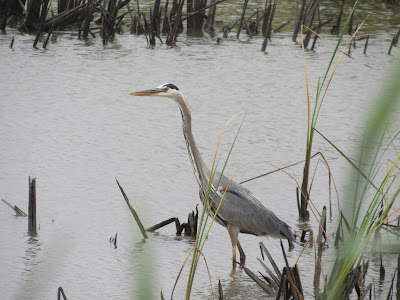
[178,96,211,188]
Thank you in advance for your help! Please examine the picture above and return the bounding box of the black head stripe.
[164,83,179,90]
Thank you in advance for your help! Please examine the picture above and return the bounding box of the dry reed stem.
[322,17,369,99]
[172,245,195,298]
[295,234,314,265]
[172,244,215,300]
[284,274,304,300]
[241,151,340,220]
[301,21,374,70]
[312,234,328,293]
[386,159,400,208]
[300,25,311,151]
[383,174,400,223]
[307,152,337,218]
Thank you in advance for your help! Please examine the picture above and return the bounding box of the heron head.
[130,83,181,98]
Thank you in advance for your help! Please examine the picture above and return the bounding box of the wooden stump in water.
[187,0,206,36]
[22,0,42,31]
[28,177,37,233]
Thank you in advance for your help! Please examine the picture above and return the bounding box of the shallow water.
[1,1,400,299]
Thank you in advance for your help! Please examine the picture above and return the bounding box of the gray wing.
[214,174,295,241]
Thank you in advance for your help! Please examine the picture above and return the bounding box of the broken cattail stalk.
[28,177,37,233]
[175,217,181,234]
[267,0,276,41]
[239,262,275,294]
[280,240,301,300]
[42,25,54,48]
[380,254,385,280]
[363,35,369,54]
[116,179,148,239]
[146,217,177,232]
[57,286,68,300]
[2,199,28,216]
[256,258,280,288]
[236,0,249,39]
[292,0,306,42]
[261,0,275,52]
[43,4,86,31]
[166,0,184,45]
[397,255,400,298]
[300,229,314,248]
[314,242,323,297]
[314,206,326,297]
[262,0,272,38]
[186,0,207,36]
[302,0,318,48]
[274,17,294,33]
[32,0,50,48]
[243,19,252,38]
[317,206,327,244]
[388,35,397,55]
[181,0,226,22]
[260,242,281,278]
[160,0,169,34]
[218,279,225,300]
[310,26,319,51]
[82,0,94,38]
[331,0,344,35]
[204,0,217,34]
[10,37,15,48]
[348,0,356,35]
[23,0,42,31]
[109,233,118,248]
[387,269,397,299]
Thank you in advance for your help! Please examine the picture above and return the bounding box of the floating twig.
[2,199,27,216]
[218,279,225,300]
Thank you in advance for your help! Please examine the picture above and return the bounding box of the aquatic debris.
[110,233,118,248]
[218,279,225,300]
[1,199,27,217]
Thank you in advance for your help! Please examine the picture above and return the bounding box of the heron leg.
[227,225,240,267]
[237,239,246,264]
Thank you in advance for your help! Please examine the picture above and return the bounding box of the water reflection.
[22,232,42,275]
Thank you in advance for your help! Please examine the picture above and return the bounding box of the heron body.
[130,83,295,266]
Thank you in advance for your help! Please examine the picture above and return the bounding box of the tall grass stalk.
[320,57,400,298]
[299,0,360,220]
[184,111,247,300]
[300,1,400,297]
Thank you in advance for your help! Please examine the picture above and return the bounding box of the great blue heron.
[130,83,295,266]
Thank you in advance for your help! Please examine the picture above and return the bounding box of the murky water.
[1,1,400,299]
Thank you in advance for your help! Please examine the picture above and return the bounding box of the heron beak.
[130,88,164,96]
